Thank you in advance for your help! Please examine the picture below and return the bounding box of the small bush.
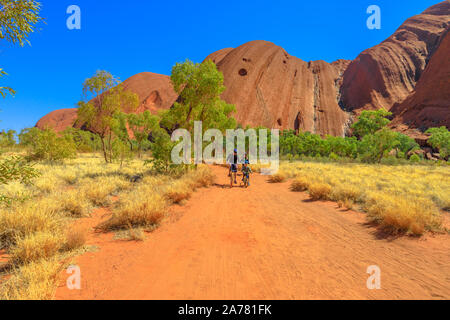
[366,196,442,235]
[309,183,332,201]
[0,202,62,249]
[291,177,309,192]
[410,154,420,163]
[164,181,191,204]
[0,257,64,300]
[10,232,62,265]
[99,193,166,231]
[23,128,77,162]
[64,227,87,251]
[269,172,286,183]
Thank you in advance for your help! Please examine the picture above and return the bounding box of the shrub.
[22,128,77,162]
[426,126,449,159]
[0,156,40,185]
[269,172,286,183]
[291,177,309,192]
[410,154,420,163]
[366,196,442,235]
[0,202,62,249]
[64,227,87,251]
[99,193,166,231]
[0,257,64,300]
[10,232,62,265]
[308,183,332,201]
[164,180,191,204]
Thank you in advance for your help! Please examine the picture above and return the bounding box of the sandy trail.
[56,166,450,300]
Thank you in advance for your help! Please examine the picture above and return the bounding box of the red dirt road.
[56,166,450,300]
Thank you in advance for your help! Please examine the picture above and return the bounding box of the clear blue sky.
[0,0,441,132]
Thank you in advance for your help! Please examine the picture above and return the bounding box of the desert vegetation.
[0,154,215,299]
[270,161,449,236]
[0,56,230,299]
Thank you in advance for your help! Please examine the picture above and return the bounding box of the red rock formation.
[391,28,450,129]
[205,40,351,136]
[36,1,449,137]
[36,72,178,131]
[340,1,450,112]
[35,108,78,132]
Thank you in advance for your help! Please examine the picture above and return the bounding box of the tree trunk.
[100,137,108,163]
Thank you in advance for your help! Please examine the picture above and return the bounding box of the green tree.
[0,129,16,148]
[0,0,43,97]
[77,71,139,163]
[127,111,159,158]
[351,109,392,139]
[21,127,76,161]
[426,126,450,159]
[160,59,236,133]
[18,127,40,146]
[147,127,178,174]
[359,128,399,163]
[394,132,419,155]
[62,127,102,153]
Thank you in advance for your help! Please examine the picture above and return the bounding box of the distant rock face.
[340,1,450,113]
[205,40,351,136]
[35,108,78,132]
[120,72,178,114]
[391,29,450,129]
[36,72,178,131]
[36,1,450,137]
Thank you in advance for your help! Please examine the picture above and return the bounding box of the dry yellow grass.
[268,172,286,183]
[0,201,63,249]
[308,183,332,201]
[0,257,65,300]
[164,180,192,204]
[291,177,309,192]
[100,192,166,231]
[64,227,87,251]
[0,154,170,299]
[281,161,449,235]
[10,232,63,265]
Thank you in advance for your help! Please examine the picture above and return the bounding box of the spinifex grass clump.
[282,161,449,235]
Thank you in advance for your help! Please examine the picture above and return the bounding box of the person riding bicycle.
[227,149,239,188]
[241,161,252,187]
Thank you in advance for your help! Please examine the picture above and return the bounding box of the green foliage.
[21,128,76,161]
[0,0,43,98]
[161,59,236,133]
[146,128,178,174]
[426,126,449,158]
[127,111,159,157]
[0,129,16,148]
[351,109,392,139]
[0,68,15,97]
[77,71,139,163]
[278,109,424,164]
[279,130,358,159]
[18,127,41,146]
[358,128,399,163]
[410,154,420,163]
[394,132,419,154]
[62,128,101,153]
[111,138,133,167]
[0,155,39,185]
